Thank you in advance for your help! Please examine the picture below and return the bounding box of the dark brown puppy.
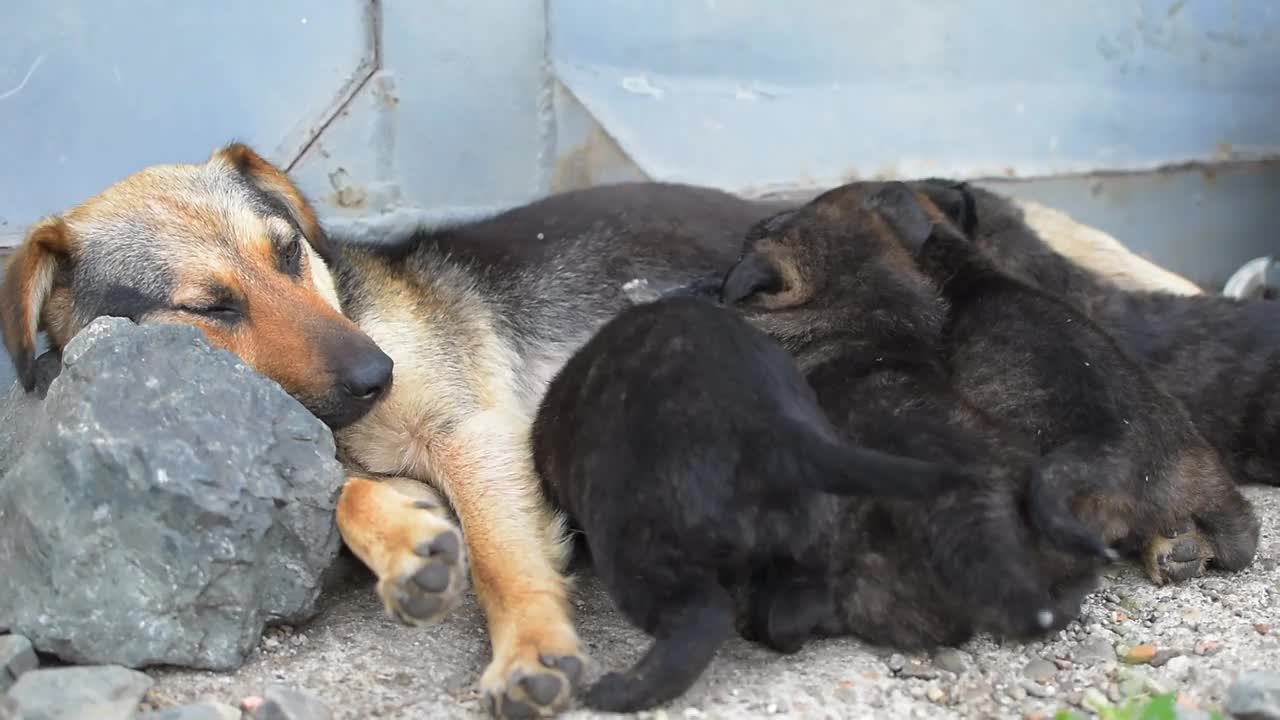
[721,185,1105,649]
[532,295,971,711]
[904,178,1274,570]
[873,181,1259,585]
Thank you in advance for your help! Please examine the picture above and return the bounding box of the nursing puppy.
[721,185,1119,649]
[872,181,1259,584]
[922,178,1280,492]
[532,295,970,712]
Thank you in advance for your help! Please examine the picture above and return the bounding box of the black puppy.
[532,295,970,712]
[873,181,1259,584]
[721,183,1120,649]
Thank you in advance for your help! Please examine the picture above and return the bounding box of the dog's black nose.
[341,349,394,402]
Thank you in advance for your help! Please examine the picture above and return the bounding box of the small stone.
[1053,658,1073,671]
[1163,655,1193,682]
[263,636,281,650]
[0,634,38,691]
[1225,671,1280,720]
[1256,624,1272,635]
[1081,688,1109,712]
[1072,636,1116,664]
[1193,640,1222,656]
[765,702,779,714]
[887,653,906,673]
[1122,643,1158,664]
[1021,681,1055,699]
[138,702,243,720]
[1007,685,1028,701]
[1150,649,1184,667]
[251,684,332,720]
[683,708,704,718]
[932,648,970,675]
[8,665,154,720]
[926,687,945,704]
[899,661,938,680]
[1022,658,1057,683]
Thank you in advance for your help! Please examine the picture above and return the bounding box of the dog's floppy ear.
[865,182,935,253]
[212,142,333,261]
[1,217,71,391]
[914,178,978,236]
[721,252,784,305]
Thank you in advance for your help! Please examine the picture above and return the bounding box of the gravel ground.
[143,485,1279,719]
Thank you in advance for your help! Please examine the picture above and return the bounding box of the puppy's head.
[721,181,966,352]
[0,142,392,429]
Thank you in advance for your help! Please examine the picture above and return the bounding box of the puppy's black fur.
[914,179,1280,492]
[875,181,1259,585]
[721,183,1116,649]
[532,296,971,711]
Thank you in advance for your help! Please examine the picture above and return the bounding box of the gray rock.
[1071,636,1116,665]
[7,665,154,720]
[138,701,243,720]
[0,318,346,670]
[252,684,333,720]
[932,648,971,675]
[0,696,19,720]
[1022,657,1057,683]
[0,349,61,476]
[0,633,38,690]
[1226,670,1280,720]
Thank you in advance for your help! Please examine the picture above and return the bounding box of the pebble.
[138,702,243,720]
[1007,685,1028,701]
[887,654,906,673]
[0,634,38,692]
[1021,681,1055,699]
[1225,670,1280,720]
[1081,688,1110,713]
[926,687,946,704]
[899,661,938,680]
[250,684,332,720]
[8,665,154,720]
[1256,624,1272,635]
[1163,655,1193,682]
[1071,636,1116,664]
[1150,649,1183,668]
[1122,643,1158,665]
[1193,640,1222,656]
[932,648,970,675]
[1022,658,1057,683]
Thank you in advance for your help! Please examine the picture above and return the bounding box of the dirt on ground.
[144,486,1279,719]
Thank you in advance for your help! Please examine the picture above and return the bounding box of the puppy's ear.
[914,178,978,236]
[212,142,333,261]
[865,182,936,254]
[1,217,71,391]
[721,252,785,305]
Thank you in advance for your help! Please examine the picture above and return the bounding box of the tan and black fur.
[0,144,802,718]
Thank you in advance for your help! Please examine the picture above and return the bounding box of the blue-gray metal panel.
[0,0,373,234]
[549,0,1280,193]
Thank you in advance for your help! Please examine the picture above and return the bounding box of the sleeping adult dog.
[0,144,1190,717]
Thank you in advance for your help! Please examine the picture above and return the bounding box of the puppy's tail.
[584,582,734,713]
[784,422,974,499]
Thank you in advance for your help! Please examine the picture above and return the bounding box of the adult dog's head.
[720,179,977,353]
[0,143,392,429]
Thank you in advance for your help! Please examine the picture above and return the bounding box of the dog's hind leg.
[585,582,734,713]
[744,562,833,654]
[1146,449,1260,582]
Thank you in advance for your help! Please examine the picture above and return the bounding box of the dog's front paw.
[376,499,469,626]
[480,611,585,718]
[1143,521,1210,585]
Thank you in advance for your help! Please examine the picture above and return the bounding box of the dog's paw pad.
[377,514,468,626]
[481,649,584,718]
[1145,524,1209,585]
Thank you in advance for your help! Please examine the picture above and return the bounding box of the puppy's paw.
[1143,522,1210,585]
[376,499,469,626]
[481,613,585,718]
